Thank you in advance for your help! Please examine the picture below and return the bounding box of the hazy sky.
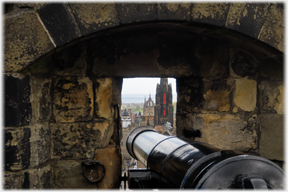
[122,78,176,95]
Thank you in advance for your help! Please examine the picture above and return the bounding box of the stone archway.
[4,3,284,189]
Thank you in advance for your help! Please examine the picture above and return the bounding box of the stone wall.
[4,73,123,189]
[176,48,284,165]
[4,2,284,190]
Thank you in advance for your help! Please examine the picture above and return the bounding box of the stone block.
[30,123,50,167]
[226,3,270,39]
[111,77,123,105]
[116,3,157,24]
[30,76,51,123]
[95,145,121,189]
[233,78,257,112]
[193,37,229,79]
[69,3,119,36]
[53,77,93,122]
[5,127,31,171]
[4,11,54,72]
[157,3,192,20]
[199,38,229,78]
[259,56,283,79]
[176,113,202,137]
[230,50,258,78]
[203,79,232,112]
[95,78,114,120]
[52,41,87,76]
[51,160,98,189]
[4,74,31,127]
[258,4,284,52]
[179,113,258,152]
[51,121,114,159]
[29,165,52,189]
[4,166,52,189]
[259,114,284,161]
[176,78,204,113]
[36,3,81,46]
[16,3,37,9]
[3,171,25,189]
[259,80,283,114]
[191,3,230,27]
[90,45,161,77]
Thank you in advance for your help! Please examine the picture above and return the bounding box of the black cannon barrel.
[126,126,285,189]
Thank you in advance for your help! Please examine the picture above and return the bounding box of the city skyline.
[121,77,176,95]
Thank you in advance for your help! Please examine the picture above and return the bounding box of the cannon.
[126,126,285,189]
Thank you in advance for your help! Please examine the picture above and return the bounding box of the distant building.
[141,95,154,126]
[121,109,131,128]
[133,112,141,126]
[143,94,155,116]
[154,78,173,126]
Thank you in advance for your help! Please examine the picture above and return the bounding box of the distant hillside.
[122,94,177,104]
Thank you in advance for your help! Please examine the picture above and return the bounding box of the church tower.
[154,78,173,126]
[142,94,155,126]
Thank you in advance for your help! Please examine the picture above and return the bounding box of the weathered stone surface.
[95,145,121,189]
[4,171,25,189]
[3,3,285,190]
[4,11,54,72]
[226,3,270,39]
[259,56,283,79]
[30,123,50,167]
[53,77,93,122]
[203,79,232,112]
[259,114,284,161]
[230,50,258,78]
[91,48,162,77]
[36,3,82,46]
[51,121,114,159]
[52,41,87,76]
[157,3,192,20]
[5,74,31,127]
[111,78,123,105]
[179,113,257,152]
[116,3,157,24]
[86,26,201,78]
[30,76,51,123]
[17,3,36,8]
[5,127,31,171]
[176,113,201,138]
[4,4,15,14]
[51,160,98,189]
[69,3,119,36]
[29,164,51,189]
[258,4,284,52]
[95,78,114,120]
[177,78,204,113]
[199,37,229,78]
[191,3,230,27]
[259,80,283,114]
[233,78,257,112]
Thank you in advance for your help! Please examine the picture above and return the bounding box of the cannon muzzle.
[126,126,285,189]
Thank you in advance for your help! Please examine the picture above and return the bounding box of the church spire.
[160,78,168,91]
[160,78,168,86]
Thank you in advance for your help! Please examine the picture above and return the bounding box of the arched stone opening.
[4,3,284,189]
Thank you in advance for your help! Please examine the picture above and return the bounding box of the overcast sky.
[122,78,176,95]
